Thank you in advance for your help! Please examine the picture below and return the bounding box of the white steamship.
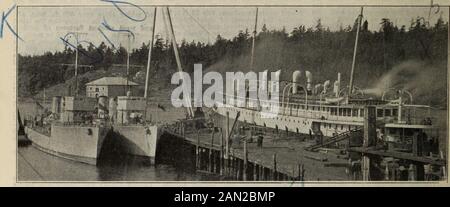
[213,8,439,151]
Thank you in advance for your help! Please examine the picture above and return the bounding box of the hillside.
[19,16,448,107]
[31,67,176,104]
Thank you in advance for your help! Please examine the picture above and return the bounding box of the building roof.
[86,77,139,86]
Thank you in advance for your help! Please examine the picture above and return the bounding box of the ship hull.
[24,124,160,165]
[215,105,363,137]
[25,125,109,165]
[112,125,159,165]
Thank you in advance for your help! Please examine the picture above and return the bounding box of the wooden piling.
[207,130,214,172]
[238,159,242,180]
[237,158,241,180]
[233,157,237,179]
[408,164,416,181]
[181,121,184,137]
[260,165,264,181]
[226,111,230,158]
[210,129,215,147]
[412,131,425,180]
[362,106,376,181]
[229,156,233,178]
[298,163,304,181]
[243,139,248,181]
[196,131,200,170]
[232,157,236,179]
[220,128,224,176]
[226,155,230,177]
[226,112,230,177]
[273,154,277,180]
[253,162,258,181]
[440,151,447,180]
[200,148,204,171]
[208,148,212,172]
[213,150,217,173]
[292,166,296,181]
[362,155,370,181]
[215,150,219,173]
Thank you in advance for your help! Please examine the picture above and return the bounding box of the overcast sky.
[18,6,448,55]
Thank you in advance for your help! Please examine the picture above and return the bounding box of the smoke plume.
[363,60,447,106]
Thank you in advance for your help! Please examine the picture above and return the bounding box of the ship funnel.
[260,69,268,93]
[292,70,302,94]
[333,73,341,97]
[270,70,281,94]
[305,71,313,92]
[235,78,245,107]
[323,80,331,94]
[314,84,322,95]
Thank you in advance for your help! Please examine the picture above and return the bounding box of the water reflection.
[18,144,221,181]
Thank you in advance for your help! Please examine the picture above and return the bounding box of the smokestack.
[314,84,322,95]
[333,73,341,97]
[305,71,313,92]
[261,70,268,92]
[323,80,331,94]
[292,70,302,94]
[271,70,281,94]
[236,78,245,107]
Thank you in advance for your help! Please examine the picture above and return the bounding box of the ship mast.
[347,7,364,103]
[165,7,195,118]
[43,87,46,110]
[249,8,259,107]
[250,7,258,70]
[74,40,78,96]
[144,7,157,122]
[70,32,87,97]
[126,33,131,93]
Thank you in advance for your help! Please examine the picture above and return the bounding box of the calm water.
[18,100,219,181]
[18,144,220,181]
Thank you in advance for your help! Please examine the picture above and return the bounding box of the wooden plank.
[305,155,328,162]
[349,147,445,166]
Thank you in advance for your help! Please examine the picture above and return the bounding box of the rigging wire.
[182,8,212,44]
[161,9,171,44]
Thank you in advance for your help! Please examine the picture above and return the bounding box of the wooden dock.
[157,106,447,181]
[161,121,350,181]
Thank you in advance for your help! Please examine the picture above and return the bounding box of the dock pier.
[160,119,336,181]
[157,106,446,181]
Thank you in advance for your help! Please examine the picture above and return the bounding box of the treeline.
[19,16,448,104]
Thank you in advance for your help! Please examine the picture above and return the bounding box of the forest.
[18,16,448,106]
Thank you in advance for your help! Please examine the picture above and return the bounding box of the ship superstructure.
[213,7,440,155]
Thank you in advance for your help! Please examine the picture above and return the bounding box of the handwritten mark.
[101,18,136,39]
[98,27,117,49]
[1,4,23,41]
[100,0,147,22]
[60,33,104,64]
[429,0,440,15]
[98,18,136,49]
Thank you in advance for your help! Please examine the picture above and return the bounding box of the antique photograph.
[16,3,448,182]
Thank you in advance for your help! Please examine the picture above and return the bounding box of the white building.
[85,77,139,98]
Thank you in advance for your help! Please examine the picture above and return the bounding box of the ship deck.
[163,126,351,181]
